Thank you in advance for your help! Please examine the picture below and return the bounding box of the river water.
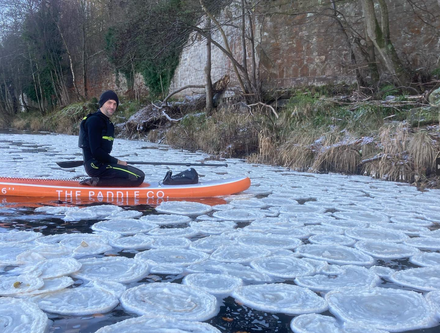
[0,131,439,333]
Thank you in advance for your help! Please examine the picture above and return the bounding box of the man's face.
[100,99,117,118]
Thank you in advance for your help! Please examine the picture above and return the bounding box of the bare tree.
[360,0,411,86]
[197,0,262,103]
[204,17,214,112]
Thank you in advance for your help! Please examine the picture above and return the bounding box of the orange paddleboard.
[0,176,251,206]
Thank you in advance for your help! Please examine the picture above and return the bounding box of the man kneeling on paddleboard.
[78,90,145,187]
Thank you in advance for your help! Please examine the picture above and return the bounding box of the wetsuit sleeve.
[86,116,118,164]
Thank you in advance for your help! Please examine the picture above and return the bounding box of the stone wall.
[169,0,440,97]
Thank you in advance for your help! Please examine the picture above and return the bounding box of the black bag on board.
[162,168,199,185]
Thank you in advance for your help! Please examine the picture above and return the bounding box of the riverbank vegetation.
[163,87,440,189]
[6,84,440,189]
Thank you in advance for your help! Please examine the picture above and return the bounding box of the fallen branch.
[247,102,279,118]
[163,85,205,104]
[151,102,183,122]
[360,154,384,165]
[161,110,182,122]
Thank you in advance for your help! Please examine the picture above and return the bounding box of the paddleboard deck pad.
[0,176,251,204]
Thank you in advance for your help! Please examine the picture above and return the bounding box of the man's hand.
[117,160,128,166]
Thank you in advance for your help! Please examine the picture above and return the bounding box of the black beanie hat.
[99,90,119,108]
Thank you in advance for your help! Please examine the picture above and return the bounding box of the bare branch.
[163,85,205,104]
[248,102,279,118]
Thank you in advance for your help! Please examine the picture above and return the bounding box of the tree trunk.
[81,0,88,99]
[199,0,248,95]
[56,21,83,101]
[204,17,213,113]
[246,2,260,100]
[360,0,411,86]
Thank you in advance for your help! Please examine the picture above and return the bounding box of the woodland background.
[1,0,440,187]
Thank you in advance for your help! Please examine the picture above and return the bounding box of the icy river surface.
[0,132,440,333]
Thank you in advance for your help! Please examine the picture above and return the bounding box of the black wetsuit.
[79,111,145,187]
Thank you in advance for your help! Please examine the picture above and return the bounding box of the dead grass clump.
[408,130,437,176]
[311,134,362,174]
[362,123,414,182]
[278,130,319,171]
[54,116,79,134]
[166,108,259,157]
[29,118,44,132]
[247,131,280,164]
[11,118,29,130]
[51,103,87,134]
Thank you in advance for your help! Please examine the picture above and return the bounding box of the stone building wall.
[169,0,440,97]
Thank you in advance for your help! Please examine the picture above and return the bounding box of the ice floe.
[34,284,119,315]
[426,291,440,318]
[332,211,389,223]
[135,248,209,266]
[410,252,440,267]
[232,283,328,315]
[369,265,395,279]
[235,234,302,250]
[0,244,33,265]
[421,229,440,238]
[0,230,42,244]
[183,273,242,296]
[150,236,191,248]
[345,227,408,242]
[120,283,218,320]
[326,288,437,331]
[279,204,326,215]
[210,244,271,263]
[369,222,429,236]
[295,265,380,292]
[107,209,143,219]
[390,215,433,227]
[89,280,127,298]
[71,240,113,258]
[296,244,375,265]
[214,262,273,283]
[404,237,440,250]
[290,313,389,333]
[189,220,237,234]
[189,235,237,253]
[230,198,269,209]
[212,208,266,221]
[23,276,75,296]
[72,257,149,283]
[140,214,191,225]
[155,201,213,216]
[108,234,153,250]
[354,240,419,259]
[95,314,221,333]
[147,226,198,238]
[321,219,368,229]
[308,234,356,246]
[390,266,440,291]
[24,257,82,278]
[30,243,73,259]
[0,275,44,296]
[0,297,49,333]
[250,255,315,279]
[261,196,299,206]
[305,225,345,235]
[91,219,158,235]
